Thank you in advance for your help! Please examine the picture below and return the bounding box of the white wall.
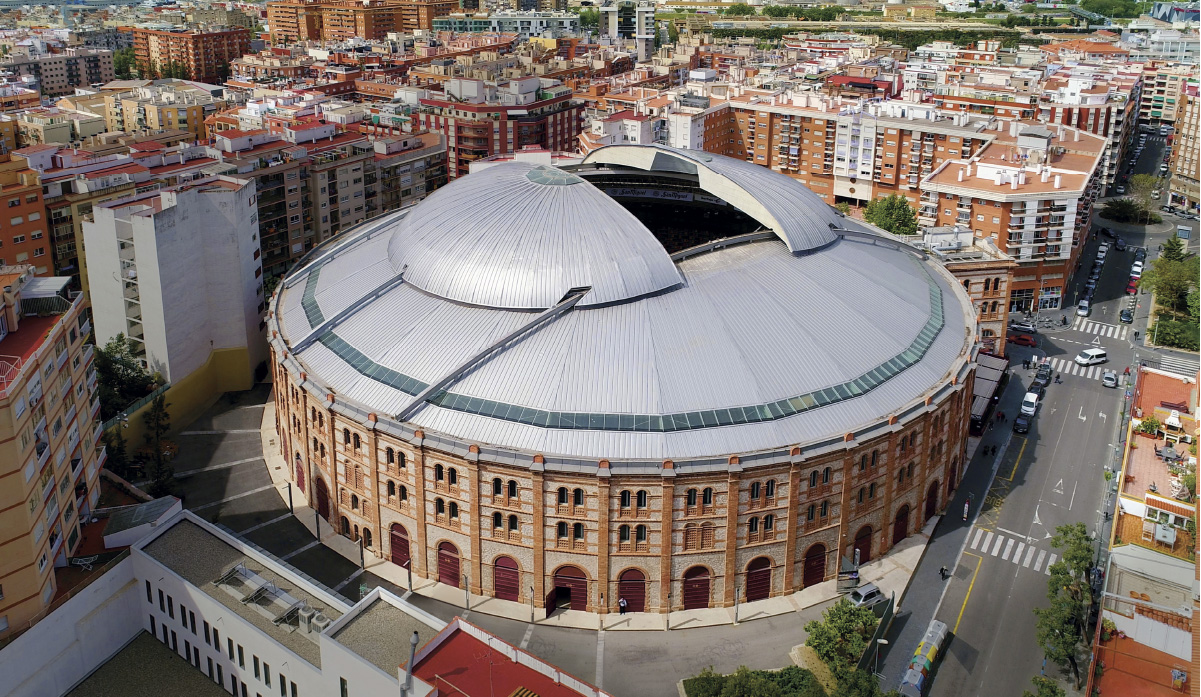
[1,556,143,697]
[1102,609,1192,662]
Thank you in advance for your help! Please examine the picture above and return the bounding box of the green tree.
[113,47,136,79]
[102,427,131,480]
[95,333,157,421]
[836,201,852,215]
[836,669,901,697]
[1022,676,1067,697]
[804,599,879,675]
[1129,173,1158,221]
[1187,289,1199,324]
[1033,598,1084,688]
[667,21,680,43]
[725,3,756,15]
[719,667,783,697]
[142,392,173,497]
[578,7,599,28]
[1161,233,1187,262]
[1034,522,1095,689]
[1141,256,1199,313]
[864,194,918,236]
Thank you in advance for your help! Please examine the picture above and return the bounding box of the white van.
[1074,348,1108,366]
[1021,392,1040,416]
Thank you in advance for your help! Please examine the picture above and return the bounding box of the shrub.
[1150,320,1200,351]
[1138,415,1161,435]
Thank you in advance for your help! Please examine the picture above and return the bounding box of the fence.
[101,382,171,432]
[857,593,897,674]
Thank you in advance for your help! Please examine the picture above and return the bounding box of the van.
[1074,348,1108,366]
[1076,300,1091,317]
[1021,392,1039,416]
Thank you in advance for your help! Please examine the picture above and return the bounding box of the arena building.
[266,144,980,615]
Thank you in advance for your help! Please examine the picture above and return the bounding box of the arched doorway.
[548,566,587,615]
[389,524,410,569]
[893,505,910,545]
[437,542,460,588]
[682,567,711,610]
[315,478,330,520]
[494,557,519,602]
[802,544,827,588]
[618,569,646,613]
[745,557,772,602]
[854,526,873,564]
[294,457,305,493]
[925,481,940,522]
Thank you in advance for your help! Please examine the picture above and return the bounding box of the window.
[340,678,349,697]
[822,467,831,483]
[254,656,260,680]
[448,468,458,486]
[265,663,271,688]
[204,621,210,645]
[387,481,395,497]
[558,487,569,504]
[620,490,631,508]
[448,502,459,520]
[399,485,407,501]
[702,488,714,506]
[636,490,647,509]
[573,488,584,506]
[765,481,775,499]
[764,514,775,531]
[493,512,503,529]
[493,478,502,496]
[228,638,234,660]
[168,596,174,619]
[508,480,517,498]
[809,471,819,488]
[145,580,152,603]
[508,515,518,532]
[435,498,445,515]
[820,501,829,517]
[343,428,350,444]
[748,517,759,534]
[238,645,245,669]
[619,524,631,541]
[386,448,395,464]
[557,522,568,538]
[686,488,698,506]
[750,482,761,500]
[635,524,647,542]
[807,504,816,521]
[573,523,584,540]
[435,464,444,481]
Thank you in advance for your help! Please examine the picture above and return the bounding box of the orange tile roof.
[1135,369,1198,414]
[1093,635,1192,697]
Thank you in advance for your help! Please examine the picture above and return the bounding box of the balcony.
[55,348,69,372]
[36,439,51,467]
[81,344,94,368]
[79,319,91,338]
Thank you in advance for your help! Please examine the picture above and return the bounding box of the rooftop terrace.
[67,631,229,697]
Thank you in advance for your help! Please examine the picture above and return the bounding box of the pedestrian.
[1023,359,1030,369]
[619,597,627,615]
[939,566,949,580]
[963,501,970,521]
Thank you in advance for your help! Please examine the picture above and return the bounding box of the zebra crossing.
[1156,354,1201,377]
[969,527,1058,575]
[1042,357,1112,382]
[1071,317,1129,340]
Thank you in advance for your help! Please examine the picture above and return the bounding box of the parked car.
[1152,190,1161,200]
[1126,279,1140,294]
[1161,164,1170,174]
[1074,348,1108,366]
[1076,300,1091,317]
[1102,370,1119,388]
[1012,414,1032,434]
[1021,392,1040,416]
[1098,227,1115,239]
[1131,262,1144,279]
[1120,308,1134,324]
[1116,185,1126,194]
[848,583,887,610]
[1007,333,1037,347]
[1008,321,1038,334]
[1033,364,1053,389]
[1114,238,1126,251]
[1134,248,1147,262]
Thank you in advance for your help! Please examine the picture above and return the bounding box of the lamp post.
[403,630,419,696]
[875,639,889,676]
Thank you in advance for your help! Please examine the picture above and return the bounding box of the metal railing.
[100,382,171,432]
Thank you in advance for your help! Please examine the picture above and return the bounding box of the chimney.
[1041,168,1050,183]
[994,171,1003,185]
[1054,174,1062,189]
[1074,129,1079,142]
[958,168,964,182]
[1019,171,1026,185]
[1010,175,1018,190]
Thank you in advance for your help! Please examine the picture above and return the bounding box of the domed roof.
[385,161,683,310]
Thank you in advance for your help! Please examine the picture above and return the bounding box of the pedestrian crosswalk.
[1157,354,1201,377]
[1071,317,1129,340]
[970,527,1058,575]
[1042,357,1112,382]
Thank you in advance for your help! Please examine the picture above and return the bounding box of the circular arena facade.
[267,144,980,614]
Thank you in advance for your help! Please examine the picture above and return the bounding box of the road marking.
[596,631,606,689]
[971,528,985,550]
[1004,438,1027,482]
[1069,481,1077,511]
[520,624,535,650]
[173,456,263,478]
[1045,553,1058,575]
[1023,546,1036,567]
[281,539,322,560]
[954,553,983,634]
[982,531,994,552]
[996,527,1026,540]
[991,535,1004,556]
[1034,550,1047,571]
[1013,542,1025,564]
[234,512,291,535]
[1002,539,1015,561]
[179,429,261,435]
[333,568,365,592]
[190,484,275,511]
[1078,406,1087,422]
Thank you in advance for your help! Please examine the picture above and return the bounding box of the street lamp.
[875,639,889,675]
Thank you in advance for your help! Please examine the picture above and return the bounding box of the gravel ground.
[67,631,228,697]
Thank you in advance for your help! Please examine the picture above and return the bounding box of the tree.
[96,333,158,421]
[836,202,852,215]
[1034,522,1095,689]
[113,47,136,79]
[1022,676,1067,697]
[804,599,879,675]
[1033,599,1084,688]
[725,3,756,15]
[1141,256,1198,313]
[103,427,131,480]
[719,667,783,697]
[578,8,599,28]
[836,668,901,697]
[1161,233,1187,262]
[864,194,918,236]
[1129,173,1158,222]
[143,392,173,497]
[667,21,679,43]
[1187,289,1199,324]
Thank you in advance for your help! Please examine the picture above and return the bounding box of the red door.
[437,542,460,588]
[925,481,940,522]
[390,524,410,569]
[682,567,710,610]
[315,478,330,520]
[494,557,519,602]
[618,569,646,613]
[553,566,588,611]
[294,458,306,493]
[854,526,873,564]
[802,544,827,588]
[745,557,772,602]
[893,505,910,545]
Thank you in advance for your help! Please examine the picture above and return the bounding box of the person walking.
[619,597,627,615]
[939,566,949,580]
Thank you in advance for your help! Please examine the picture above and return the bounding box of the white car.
[1102,370,1119,388]
[1075,348,1108,366]
[1021,392,1040,416]
[1076,300,1091,317]
[847,583,887,609]
[1152,190,1161,200]
[1131,261,1144,278]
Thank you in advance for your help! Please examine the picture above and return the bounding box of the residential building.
[267,0,455,43]
[69,27,134,51]
[188,6,258,28]
[412,77,582,178]
[266,0,324,44]
[1138,62,1195,125]
[0,85,40,114]
[432,11,579,38]
[1168,82,1198,212]
[103,83,224,141]
[0,118,16,154]
[921,225,1018,357]
[0,158,49,274]
[919,122,1107,312]
[132,27,251,85]
[13,107,107,147]
[0,265,100,640]
[510,0,567,10]
[0,48,114,97]
[1037,69,1141,188]
[397,0,457,31]
[83,177,266,396]
[301,129,375,239]
[1124,29,1201,64]
[363,132,448,220]
[229,51,315,82]
[599,0,655,62]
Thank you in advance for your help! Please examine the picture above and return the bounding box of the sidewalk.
[259,397,940,632]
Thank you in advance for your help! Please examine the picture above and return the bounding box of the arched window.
[703,488,714,505]
[807,504,816,521]
[434,464,444,481]
[859,454,867,471]
[993,277,1001,291]
[748,517,759,534]
[765,480,776,499]
[871,451,878,467]
[493,478,503,496]
[573,488,584,506]
[448,468,458,486]
[822,467,831,484]
[686,488,698,506]
[508,515,519,532]
[619,525,631,541]
[557,522,568,538]
[352,433,360,450]
[684,524,698,551]
[399,485,408,501]
[810,470,819,488]
[635,524,647,542]
[990,301,998,314]
[750,482,761,500]
[343,428,351,444]
[572,523,584,540]
[858,488,865,504]
[764,514,775,531]
[387,481,395,497]
[311,407,316,421]
[493,512,503,529]
[508,480,518,498]
[983,278,991,292]
[449,502,459,519]
[435,498,445,515]
[397,452,406,469]
[313,437,318,452]
[350,494,359,510]
[898,470,905,485]
[386,448,395,464]
[620,490,632,508]
[908,463,915,479]
[318,414,323,428]
[636,491,648,509]
[557,487,569,504]
[962,279,971,290]
[363,529,372,548]
[341,517,350,535]
[701,523,715,548]
[319,443,325,458]
[868,483,876,499]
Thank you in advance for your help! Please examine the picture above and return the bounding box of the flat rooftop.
[141,519,342,668]
[331,597,430,675]
[67,631,229,697]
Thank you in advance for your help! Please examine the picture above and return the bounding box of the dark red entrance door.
[682,567,710,610]
[437,542,460,588]
[553,566,588,612]
[802,544,827,588]
[745,557,771,601]
[854,526,873,564]
[315,478,330,520]
[618,569,646,613]
[494,557,519,602]
[294,458,305,493]
[926,481,940,521]
[389,524,410,569]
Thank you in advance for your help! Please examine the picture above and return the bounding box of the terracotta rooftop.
[1092,635,1192,697]
[1113,511,1195,562]
[1135,368,1198,415]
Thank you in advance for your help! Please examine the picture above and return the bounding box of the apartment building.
[132,27,251,85]
[267,0,455,44]
[13,107,107,147]
[363,132,448,219]
[1168,83,1198,213]
[188,6,258,28]
[0,265,100,639]
[412,77,582,178]
[103,83,224,141]
[921,226,1018,357]
[599,0,655,62]
[300,128,375,239]
[919,122,1107,312]
[432,11,580,38]
[229,51,315,82]
[266,0,324,44]
[397,0,457,30]
[1037,69,1141,188]
[83,177,266,393]
[0,48,114,97]
[0,85,40,114]
[511,0,567,10]
[1138,63,1195,126]
[0,158,48,274]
